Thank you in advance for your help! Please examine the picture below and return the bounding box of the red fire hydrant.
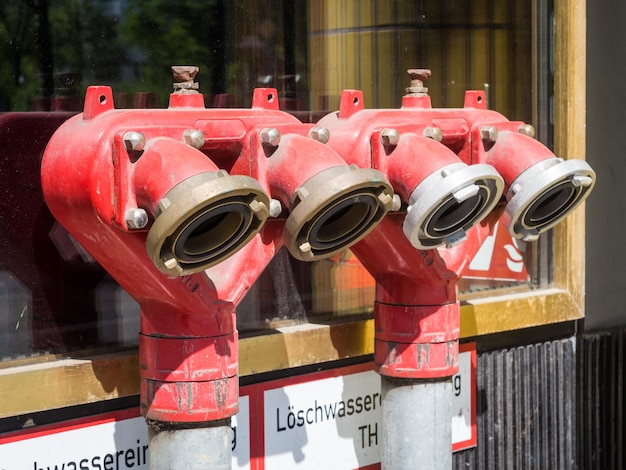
[41,67,393,469]
[317,69,595,468]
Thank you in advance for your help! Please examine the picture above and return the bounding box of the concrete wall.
[585,1,626,331]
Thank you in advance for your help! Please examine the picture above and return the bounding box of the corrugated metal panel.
[577,331,625,470]
[453,337,577,469]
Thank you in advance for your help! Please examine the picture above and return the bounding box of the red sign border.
[1,346,476,468]
[452,342,478,452]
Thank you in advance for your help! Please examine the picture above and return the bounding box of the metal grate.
[577,330,626,470]
[454,337,577,469]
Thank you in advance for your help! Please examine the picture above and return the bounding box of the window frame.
[0,0,586,420]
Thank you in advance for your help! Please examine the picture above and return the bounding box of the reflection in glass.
[0,270,32,358]
[0,0,537,359]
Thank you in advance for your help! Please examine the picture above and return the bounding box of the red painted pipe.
[329,88,594,244]
[381,133,461,202]
[266,133,350,204]
[265,132,393,261]
[481,129,595,241]
[131,137,223,215]
[350,213,493,378]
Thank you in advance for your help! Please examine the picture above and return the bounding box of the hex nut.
[123,131,146,152]
[380,128,400,146]
[309,126,330,144]
[260,128,281,147]
[518,124,536,138]
[423,126,443,142]
[183,129,205,149]
[480,126,499,143]
[269,199,283,218]
[124,208,149,230]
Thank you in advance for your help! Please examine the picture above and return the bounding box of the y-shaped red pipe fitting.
[42,82,395,468]
[350,213,496,469]
[315,78,592,468]
[41,85,295,425]
[350,214,493,377]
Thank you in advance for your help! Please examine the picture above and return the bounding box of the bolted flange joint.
[374,302,460,379]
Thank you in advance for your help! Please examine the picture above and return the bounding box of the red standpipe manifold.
[318,85,509,380]
[320,72,594,246]
[316,70,595,468]
[41,69,393,467]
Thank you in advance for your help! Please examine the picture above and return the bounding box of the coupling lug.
[452,184,480,203]
[572,175,593,187]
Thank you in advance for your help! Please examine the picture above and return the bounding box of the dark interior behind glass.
[0,0,539,362]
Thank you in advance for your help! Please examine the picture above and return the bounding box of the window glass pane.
[0,0,539,360]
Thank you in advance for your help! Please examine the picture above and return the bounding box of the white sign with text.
[262,346,476,469]
[0,396,250,470]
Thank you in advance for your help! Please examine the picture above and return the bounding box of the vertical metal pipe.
[381,376,452,470]
[148,420,232,470]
